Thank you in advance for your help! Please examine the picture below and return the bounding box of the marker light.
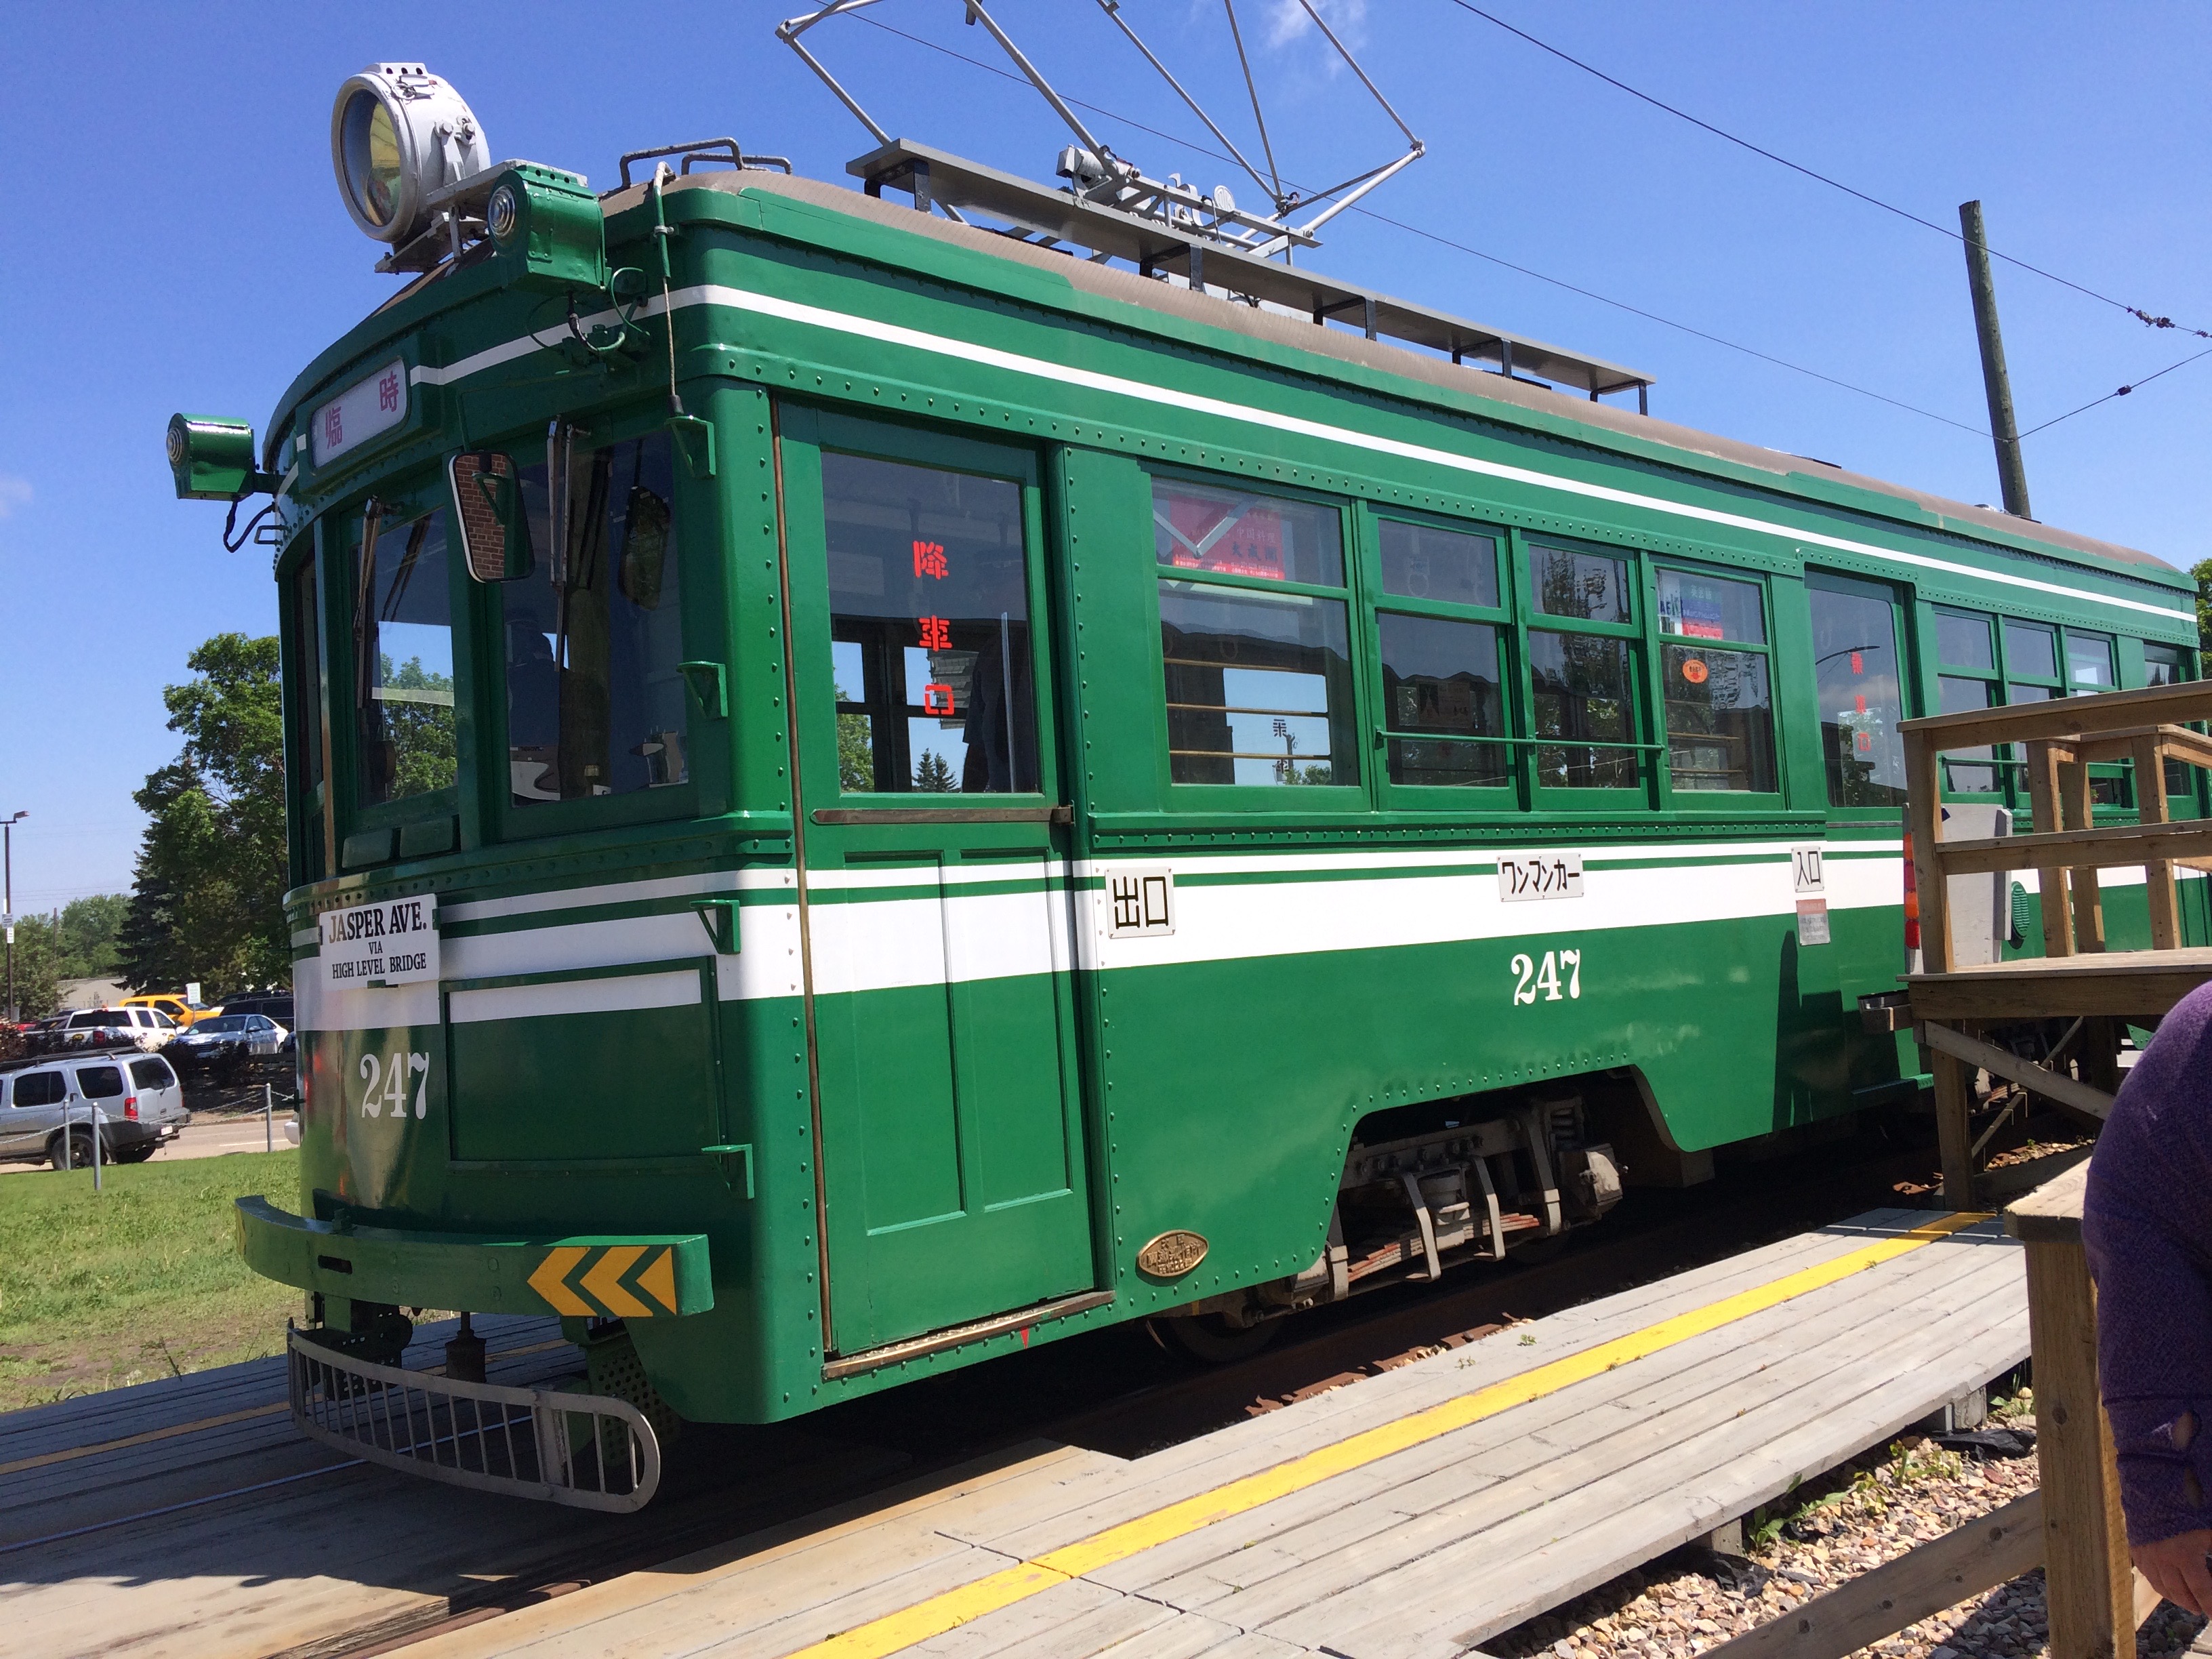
[330,64,492,247]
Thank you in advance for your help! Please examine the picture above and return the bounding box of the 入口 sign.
[319,897,439,987]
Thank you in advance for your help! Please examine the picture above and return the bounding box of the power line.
[2015,344,2212,439]
[1443,0,2211,342]
[840,9,1988,433]
[1346,206,1987,434]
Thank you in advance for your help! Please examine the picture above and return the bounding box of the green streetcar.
[170,65,2200,1507]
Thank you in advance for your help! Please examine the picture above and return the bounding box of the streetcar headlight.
[330,64,492,247]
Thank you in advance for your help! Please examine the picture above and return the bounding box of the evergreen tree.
[912,749,956,792]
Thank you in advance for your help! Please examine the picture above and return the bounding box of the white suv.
[0,1052,190,1168]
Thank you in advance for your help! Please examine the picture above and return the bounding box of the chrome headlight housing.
[330,64,492,246]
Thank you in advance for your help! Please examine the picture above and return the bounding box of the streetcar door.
[783,415,1094,1357]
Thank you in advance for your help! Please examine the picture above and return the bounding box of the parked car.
[53,1006,179,1051]
[167,1012,289,1084]
[213,993,293,1027]
[0,1052,189,1168]
[121,993,221,1028]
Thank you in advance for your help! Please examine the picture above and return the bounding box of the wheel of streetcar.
[49,1129,97,1171]
[1154,1313,1279,1365]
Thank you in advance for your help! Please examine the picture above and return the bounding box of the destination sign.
[319,896,439,987]
[310,358,408,468]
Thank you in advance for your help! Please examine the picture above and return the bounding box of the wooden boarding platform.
[1900,680,2212,1205]
[388,1210,2027,1659]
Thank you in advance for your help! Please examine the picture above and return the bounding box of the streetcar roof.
[320,157,2181,593]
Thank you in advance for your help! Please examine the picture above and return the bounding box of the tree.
[2194,558,2212,655]
[119,634,289,995]
[834,682,874,793]
[912,749,956,792]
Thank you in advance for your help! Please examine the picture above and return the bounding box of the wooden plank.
[1141,1247,2028,1634]
[2024,1231,2135,1659]
[1692,1491,2043,1659]
[1906,949,2212,1022]
[1898,681,2212,750]
[2074,724,2212,774]
[1922,1021,2115,1120]
[1249,1288,2032,1653]
[1906,729,1954,970]
[1936,819,2212,877]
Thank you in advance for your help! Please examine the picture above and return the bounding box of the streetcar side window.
[1529,541,1640,792]
[1805,572,1908,810]
[2146,642,2195,796]
[820,451,1037,794]
[1152,476,1357,789]
[1934,607,2001,795]
[500,432,689,804]
[352,509,457,806]
[1371,517,1513,794]
[1654,566,1776,794]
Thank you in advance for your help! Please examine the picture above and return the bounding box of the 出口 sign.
[319,897,439,987]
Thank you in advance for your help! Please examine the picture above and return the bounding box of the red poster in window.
[1849,651,1864,675]
[1165,495,1285,579]
[917,615,951,651]
[922,682,956,716]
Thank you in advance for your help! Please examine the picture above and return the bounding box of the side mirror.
[448,451,535,581]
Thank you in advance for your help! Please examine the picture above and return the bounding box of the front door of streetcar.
[783,414,1094,1357]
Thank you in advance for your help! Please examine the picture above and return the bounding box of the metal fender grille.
[287,1327,661,1511]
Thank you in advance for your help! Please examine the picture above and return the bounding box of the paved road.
[0,1111,295,1174]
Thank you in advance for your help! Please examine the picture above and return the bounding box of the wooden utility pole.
[1959,200,2033,519]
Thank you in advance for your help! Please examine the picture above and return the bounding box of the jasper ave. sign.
[319,897,440,987]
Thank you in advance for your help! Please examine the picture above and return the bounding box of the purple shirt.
[2083,979,2212,1545]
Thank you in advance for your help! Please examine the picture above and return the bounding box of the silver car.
[0,1053,190,1168]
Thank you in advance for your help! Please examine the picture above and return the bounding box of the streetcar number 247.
[1510,948,1583,1005]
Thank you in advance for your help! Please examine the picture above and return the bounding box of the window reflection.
[1532,546,1629,623]
[1807,575,1906,808]
[1938,676,1998,791]
[1153,478,1342,586]
[1162,582,1351,786]
[821,452,1036,794]
[502,433,688,804]
[1378,611,1507,787]
[354,511,455,806]
[1531,631,1636,788]
[1662,645,1773,792]
[1378,520,1497,607]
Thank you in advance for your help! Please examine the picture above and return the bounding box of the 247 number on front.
[1510,947,1582,1005]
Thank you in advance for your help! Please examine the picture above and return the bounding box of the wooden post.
[2062,754,2108,952]
[2132,732,2179,950]
[2027,739,2076,955]
[1933,1045,1979,1210]
[2009,1166,2135,1659]
[1905,730,1954,971]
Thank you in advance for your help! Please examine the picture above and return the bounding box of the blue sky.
[2,1,2206,909]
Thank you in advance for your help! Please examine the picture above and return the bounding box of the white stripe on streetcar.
[414,283,2188,623]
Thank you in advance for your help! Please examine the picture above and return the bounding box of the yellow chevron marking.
[527,1246,593,1317]
[635,1247,678,1315]
[581,1245,653,1319]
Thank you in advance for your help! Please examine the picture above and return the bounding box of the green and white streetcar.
[169,59,2200,1507]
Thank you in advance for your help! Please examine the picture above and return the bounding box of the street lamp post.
[3,811,26,1025]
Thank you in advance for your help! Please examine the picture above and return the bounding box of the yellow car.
[122,994,221,1029]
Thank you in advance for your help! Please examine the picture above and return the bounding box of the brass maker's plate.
[1136,1229,1208,1279]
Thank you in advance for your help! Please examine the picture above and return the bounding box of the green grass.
[0,1151,304,1413]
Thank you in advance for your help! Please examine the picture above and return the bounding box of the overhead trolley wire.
[839,8,1990,435]
[2015,343,2212,438]
[1443,0,2212,343]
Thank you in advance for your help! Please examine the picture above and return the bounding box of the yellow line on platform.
[790,1212,1993,1659]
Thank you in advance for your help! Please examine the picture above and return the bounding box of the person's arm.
[2083,987,2212,1591]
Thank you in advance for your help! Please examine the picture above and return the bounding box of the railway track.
[7,1120,2042,1659]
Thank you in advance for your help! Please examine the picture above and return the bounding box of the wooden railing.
[1902,679,2212,969]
